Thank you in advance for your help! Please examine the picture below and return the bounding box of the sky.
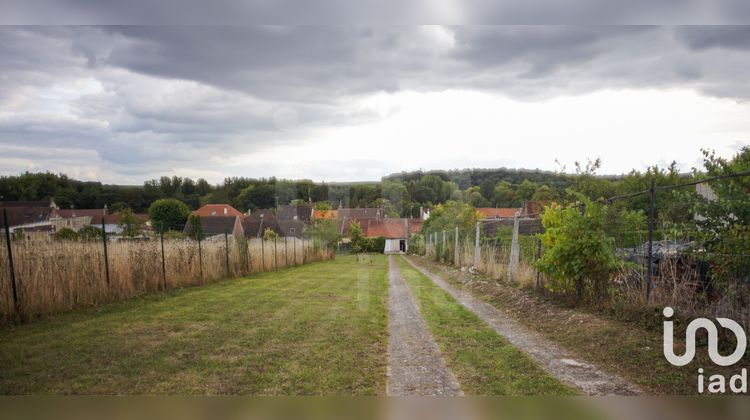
[0,25,749,184]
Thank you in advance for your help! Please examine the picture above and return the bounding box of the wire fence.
[0,218,333,324]
[416,171,750,329]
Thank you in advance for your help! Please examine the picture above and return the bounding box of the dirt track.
[403,255,641,396]
[386,255,462,396]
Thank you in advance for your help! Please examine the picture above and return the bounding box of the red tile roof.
[313,209,338,219]
[476,207,520,219]
[192,204,243,218]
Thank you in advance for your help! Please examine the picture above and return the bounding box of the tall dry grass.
[0,236,332,324]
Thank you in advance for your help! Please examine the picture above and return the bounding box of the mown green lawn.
[395,257,575,396]
[0,255,389,395]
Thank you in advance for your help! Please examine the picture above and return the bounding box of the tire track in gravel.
[386,255,463,396]
[403,255,641,396]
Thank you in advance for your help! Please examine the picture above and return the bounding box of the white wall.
[384,238,406,253]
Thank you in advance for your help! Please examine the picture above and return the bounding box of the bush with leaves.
[693,147,750,291]
[305,219,341,249]
[118,208,143,237]
[535,196,620,303]
[263,228,279,241]
[148,198,190,232]
[54,227,80,241]
[78,225,103,240]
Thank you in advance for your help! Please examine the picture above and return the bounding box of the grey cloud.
[1,25,750,182]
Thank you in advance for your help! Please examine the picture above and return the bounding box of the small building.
[360,218,423,254]
[241,209,281,238]
[184,215,244,239]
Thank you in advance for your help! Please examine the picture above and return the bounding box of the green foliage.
[693,147,750,288]
[148,198,190,232]
[108,201,130,213]
[185,214,204,240]
[118,208,143,237]
[422,201,478,236]
[78,225,103,240]
[535,197,620,302]
[348,221,384,253]
[54,227,80,241]
[305,219,341,249]
[263,228,279,241]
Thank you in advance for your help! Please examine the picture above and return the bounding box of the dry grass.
[0,237,332,324]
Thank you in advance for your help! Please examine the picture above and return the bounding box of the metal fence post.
[302,239,306,264]
[160,226,166,290]
[293,236,297,266]
[2,208,19,314]
[646,178,656,304]
[224,228,230,277]
[101,218,110,287]
[284,236,288,268]
[274,236,278,271]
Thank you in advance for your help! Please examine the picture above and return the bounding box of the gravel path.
[386,255,463,396]
[403,256,641,396]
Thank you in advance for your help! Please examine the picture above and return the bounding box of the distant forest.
[0,159,696,217]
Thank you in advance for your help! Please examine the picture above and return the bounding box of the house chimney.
[103,204,108,216]
[224,207,228,215]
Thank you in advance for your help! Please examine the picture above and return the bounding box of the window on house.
[290,228,295,234]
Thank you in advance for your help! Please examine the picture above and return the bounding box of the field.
[0,256,388,395]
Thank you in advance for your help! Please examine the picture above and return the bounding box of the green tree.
[422,201,479,236]
[305,219,341,249]
[693,147,750,291]
[118,208,143,237]
[535,197,620,303]
[148,198,190,232]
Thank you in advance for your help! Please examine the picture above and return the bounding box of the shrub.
[535,196,620,303]
[54,228,80,241]
[148,199,190,232]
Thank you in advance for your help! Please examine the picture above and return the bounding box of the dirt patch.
[403,255,641,396]
[386,256,462,396]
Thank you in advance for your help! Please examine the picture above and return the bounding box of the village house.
[192,204,243,218]
[184,215,243,239]
[241,209,280,238]
[359,218,423,253]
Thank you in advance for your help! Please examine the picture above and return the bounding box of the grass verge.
[394,256,575,395]
[0,255,388,395]
[408,255,750,395]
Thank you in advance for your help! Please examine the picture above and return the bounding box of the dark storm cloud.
[2,0,750,24]
[1,25,750,180]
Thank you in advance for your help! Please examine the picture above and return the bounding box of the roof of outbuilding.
[185,215,241,237]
